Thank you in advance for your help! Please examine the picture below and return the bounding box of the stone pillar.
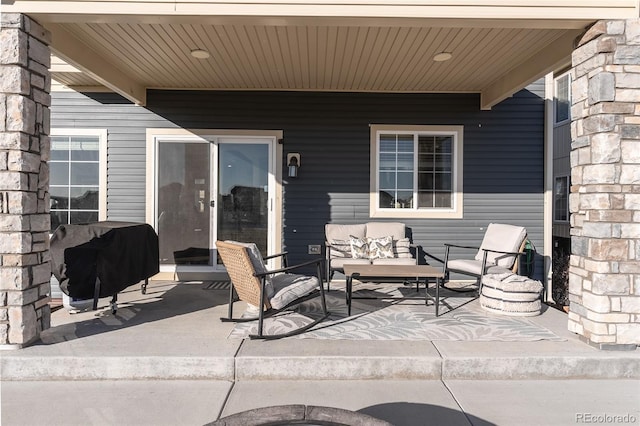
[568,19,640,349]
[0,14,52,349]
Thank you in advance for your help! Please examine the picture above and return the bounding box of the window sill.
[370,208,463,219]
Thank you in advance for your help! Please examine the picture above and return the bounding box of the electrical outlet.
[308,245,321,255]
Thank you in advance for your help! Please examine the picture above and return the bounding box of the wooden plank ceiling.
[8,1,638,107]
[52,22,570,94]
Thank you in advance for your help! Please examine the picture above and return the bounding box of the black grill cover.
[50,221,159,299]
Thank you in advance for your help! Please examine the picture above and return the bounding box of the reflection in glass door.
[157,141,211,265]
[156,136,273,269]
[216,141,270,257]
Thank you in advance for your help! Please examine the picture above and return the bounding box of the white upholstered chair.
[442,223,529,293]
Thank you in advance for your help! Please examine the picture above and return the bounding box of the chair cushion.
[365,222,406,240]
[447,259,513,276]
[325,224,366,243]
[269,273,319,310]
[349,236,369,259]
[482,272,544,293]
[475,223,527,269]
[330,258,370,269]
[368,235,395,259]
[224,240,274,297]
[328,239,352,258]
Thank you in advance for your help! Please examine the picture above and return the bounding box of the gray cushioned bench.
[324,222,416,286]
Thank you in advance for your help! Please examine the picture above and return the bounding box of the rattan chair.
[216,240,329,340]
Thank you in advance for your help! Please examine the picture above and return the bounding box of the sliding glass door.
[216,139,270,257]
[156,135,274,270]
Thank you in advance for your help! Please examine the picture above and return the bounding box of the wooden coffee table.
[343,264,444,316]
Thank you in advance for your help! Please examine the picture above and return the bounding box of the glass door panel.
[157,141,211,265]
[217,143,269,257]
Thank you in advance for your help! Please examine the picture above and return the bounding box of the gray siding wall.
[51,82,545,278]
[553,121,572,239]
[51,93,174,222]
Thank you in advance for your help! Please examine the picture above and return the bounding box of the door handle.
[210,200,215,207]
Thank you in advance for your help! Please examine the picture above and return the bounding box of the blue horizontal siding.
[51,83,545,278]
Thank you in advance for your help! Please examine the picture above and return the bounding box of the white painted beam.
[46,23,147,105]
[543,72,554,300]
[3,1,637,21]
[479,29,580,110]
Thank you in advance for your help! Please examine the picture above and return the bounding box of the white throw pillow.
[349,235,369,259]
[329,239,352,258]
[393,237,412,258]
[368,235,395,260]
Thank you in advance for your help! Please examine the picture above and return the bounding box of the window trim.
[50,128,108,222]
[370,124,463,219]
[554,71,571,126]
[553,175,570,223]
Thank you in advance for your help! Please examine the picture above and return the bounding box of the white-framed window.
[554,72,571,125]
[554,175,569,222]
[370,125,463,219]
[49,129,107,231]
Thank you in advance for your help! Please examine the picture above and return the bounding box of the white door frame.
[146,128,283,275]
[212,135,278,270]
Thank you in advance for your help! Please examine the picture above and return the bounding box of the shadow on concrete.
[36,281,230,344]
[360,402,496,426]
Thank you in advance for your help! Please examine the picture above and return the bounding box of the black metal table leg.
[92,278,101,311]
[110,294,118,314]
[424,278,429,306]
[346,275,353,316]
[435,277,440,317]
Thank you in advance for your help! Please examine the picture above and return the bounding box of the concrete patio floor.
[1,279,639,425]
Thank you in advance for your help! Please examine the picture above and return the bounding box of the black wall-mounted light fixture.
[287,153,300,178]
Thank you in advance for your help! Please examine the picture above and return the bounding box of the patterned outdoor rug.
[228,282,565,341]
